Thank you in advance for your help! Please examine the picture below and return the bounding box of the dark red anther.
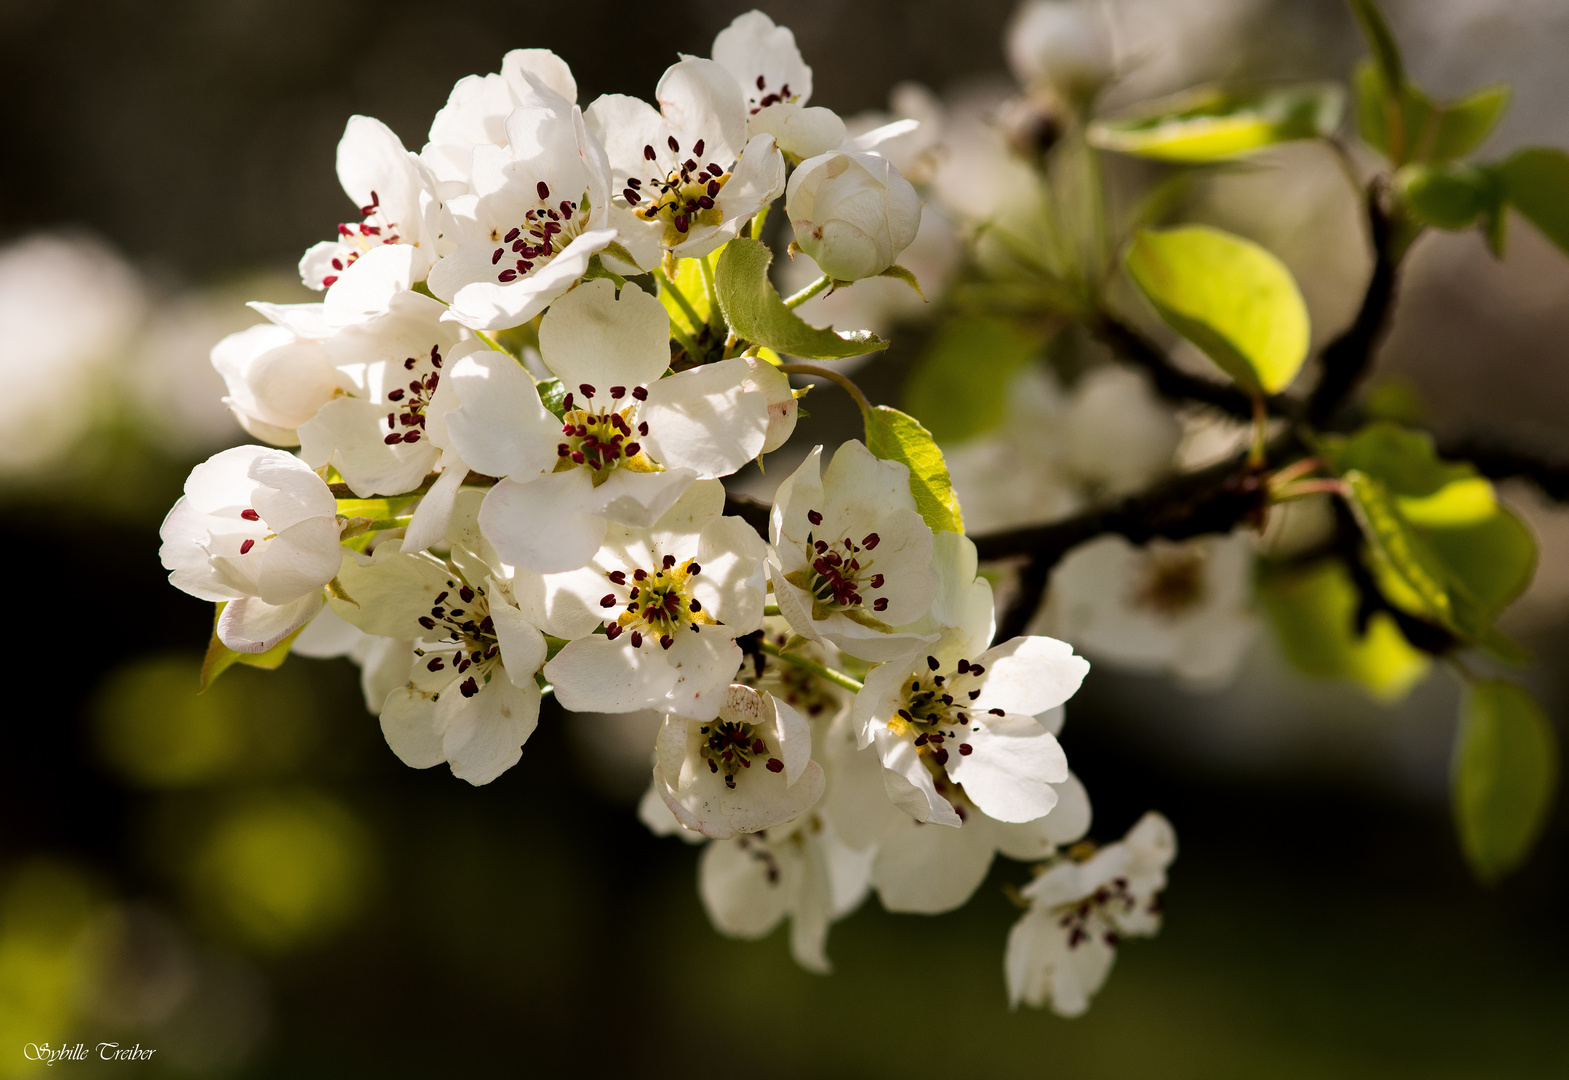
[667,135,679,152]
[460,677,479,698]
[644,144,657,161]
[427,656,445,672]
[624,442,640,456]
[660,635,673,650]
[239,538,255,554]
[384,433,401,445]
[498,269,518,282]
[863,533,880,549]
[578,383,595,399]
[934,748,950,766]
[536,181,550,201]
[663,554,676,569]
[959,744,973,756]
[322,275,338,287]
[605,623,623,640]
[673,213,689,233]
[630,631,643,648]
[698,196,714,209]
[240,509,260,521]
[600,594,617,608]
[687,563,700,575]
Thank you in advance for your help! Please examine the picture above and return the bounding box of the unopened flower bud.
[1006,1,1114,104]
[786,151,921,282]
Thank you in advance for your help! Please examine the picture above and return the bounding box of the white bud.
[785,151,922,282]
[1006,1,1114,102]
[211,323,341,446]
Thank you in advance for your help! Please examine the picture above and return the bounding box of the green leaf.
[1326,422,1484,506]
[1453,679,1558,883]
[903,318,1046,443]
[200,603,305,693]
[863,405,963,534]
[660,252,716,337]
[714,238,890,360]
[1397,162,1502,231]
[1348,0,1405,94]
[535,377,570,419]
[1258,561,1429,702]
[1088,83,1344,162]
[1123,226,1310,395]
[1430,84,1511,160]
[1426,508,1537,619]
[1342,470,1458,630]
[1494,147,1569,258]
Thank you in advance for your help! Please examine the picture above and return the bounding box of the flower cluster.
[159,7,1177,1012]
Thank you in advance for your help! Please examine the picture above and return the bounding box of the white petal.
[544,635,679,713]
[537,277,671,393]
[217,593,323,653]
[872,813,995,914]
[711,10,813,106]
[639,357,770,479]
[750,103,845,159]
[946,713,1067,824]
[656,58,747,162]
[297,396,437,497]
[699,839,787,938]
[159,499,240,602]
[768,692,812,787]
[991,772,1092,860]
[439,676,541,785]
[973,636,1090,717]
[444,350,560,479]
[588,467,699,530]
[379,687,447,769]
[663,630,743,720]
[255,516,344,605]
[691,515,769,631]
[331,547,455,638]
[479,470,609,573]
[323,244,417,327]
[872,728,960,826]
[248,450,338,529]
[443,228,617,332]
[490,593,547,685]
[399,458,467,554]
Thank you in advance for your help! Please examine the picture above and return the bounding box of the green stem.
[777,362,873,418]
[659,267,705,329]
[697,254,723,331]
[759,639,863,693]
[783,274,832,309]
[763,603,781,617]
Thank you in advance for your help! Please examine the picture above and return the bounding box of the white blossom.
[447,279,771,572]
[299,116,441,291]
[422,50,578,191]
[1039,532,1256,687]
[852,533,1089,828]
[1005,0,1115,104]
[426,100,620,332]
[655,683,825,839]
[786,151,922,282]
[708,10,847,161]
[1006,812,1176,1015]
[329,492,547,785]
[587,59,785,260]
[769,441,939,662]
[527,480,767,720]
[159,446,344,652]
[209,309,341,446]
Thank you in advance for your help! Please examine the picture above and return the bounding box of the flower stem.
[777,362,873,418]
[763,603,781,617]
[759,639,864,693]
[783,274,832,309]
[697,253,722,330]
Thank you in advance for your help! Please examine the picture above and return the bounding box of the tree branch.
[1093,316,1272,421]
[1307,182,1402,426]
[1438,434,1569,502]
[975,443,1283,641]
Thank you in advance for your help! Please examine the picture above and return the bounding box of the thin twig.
[777,362,873,416]
[1093,316,1282,421]
[759,638,864,693]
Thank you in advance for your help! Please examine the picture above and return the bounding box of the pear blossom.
[769,441,939,662]
[528,480,767,720]
[447,279,771,572]
[329,492,547,785]
[786,151,922,282]
[1039,532,1256,687]
[1005,0,1115,104]
[852,530,1089,828]
[426,101,621,332]
[655,683,825,839]
[291,604,413,717]
[289,248,490,550]
[708,10,846,161]
[1006,812,1176,1015]
[422,49,579,191]
[299,117,441,290]
[945,364,1180,533]
[209,312,341,446]
[159,446,344,652]
[587,59,785,260]
[698,808,874,974]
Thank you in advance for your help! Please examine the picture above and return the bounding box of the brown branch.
[1093,317,1284,421]
[975,443,1283,641]
[1307,181,1402,426]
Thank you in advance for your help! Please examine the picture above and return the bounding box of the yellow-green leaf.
[1453,679,1558,883]
[864,405,963,535]
[200,603,306,693]
[1259,561,1429,702]
[1089,84,1343,162]
[1494,147,1569,258]
[714,238,889,360]
[1124,226,1310,395]
[1430,84,1511,161]
[904,317,1047,443]
[1396,162,1502,231]
[1342,470,1456,629]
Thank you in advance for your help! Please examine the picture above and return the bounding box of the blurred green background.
[1,0,1567,1075]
